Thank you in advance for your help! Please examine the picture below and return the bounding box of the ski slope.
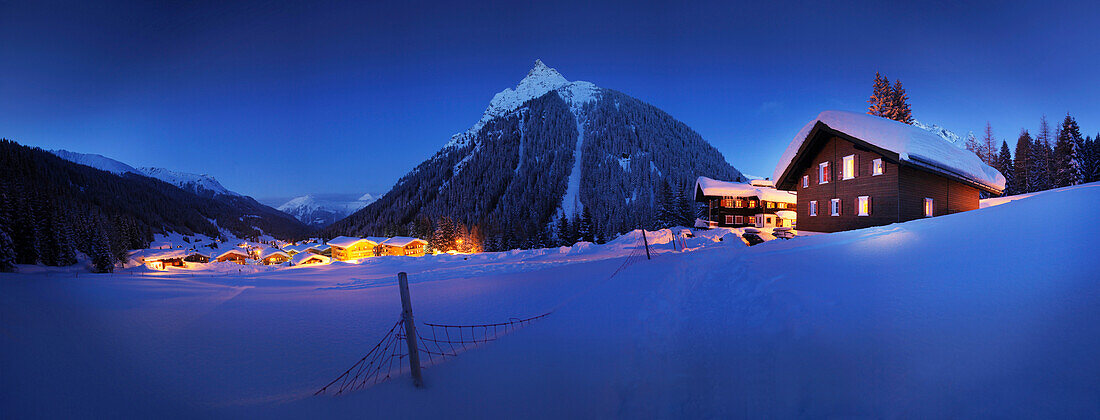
[2,183,1099,418]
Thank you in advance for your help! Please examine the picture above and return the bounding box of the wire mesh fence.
[315,230,651,396]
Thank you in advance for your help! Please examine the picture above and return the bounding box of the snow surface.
[773,111,1006,193]
[694,176,797,203]
[379,237,427,247]
[137,167,240,197]
[3,184,1099,417]
[49,149,139,175]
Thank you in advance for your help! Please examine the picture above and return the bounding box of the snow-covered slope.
[137,167,240,197]
[49,149,138,175]
[912,119,974,149]
[3,182,1098,417]
[277,193,379,226]
[328,60,742,244]
[49,149,242,197]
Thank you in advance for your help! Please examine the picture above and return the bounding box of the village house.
[326,236,380,261]
[694,177,798,228]
[183,250,211,264]
[771,110,1005,233]
[142,249,187,269]
[306,244,332,257]
[291,252,330,266]
[214,249,250,264]
[379,237,428,256]
[259,248,291,265]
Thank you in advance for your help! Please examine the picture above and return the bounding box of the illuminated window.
[872,158,884,176]
[809,200,817,216]
[842,155,856,180]
[924,198,934,217]
[721,198,733,207]
[725,215,734,224]
[735,199,743,208]
[830,198,841,216]
[802,175,809,188]
[777,202,786,209]
[735,215,743,224]
[857,196,870,216]
[748,200,756,208]
[766,202,774,209]
[818,162,830,184]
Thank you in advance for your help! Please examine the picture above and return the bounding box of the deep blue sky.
[2,0,1097,203]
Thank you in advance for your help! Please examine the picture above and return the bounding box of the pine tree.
[867,72,891,117]
[53,208,77,266]
[889,80,913,124]
[0,197,15,272]
[432,216,457,252]
[1013,130,1033,194]
[557,212,572,246]
[1054,114,1082,187]
[1031,116,1054,191]
[89,224,113,273]
[965,132,982,157]
[1082,135,1099,183]
[569,212,582,245]
[980,122,998,165]
[675,181,695,227]
[578,207,595,243]
[656,179,675,228]
[998,141,1015,195]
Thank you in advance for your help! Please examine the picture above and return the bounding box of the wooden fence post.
[641,230,651,260]
[398,272,424,388]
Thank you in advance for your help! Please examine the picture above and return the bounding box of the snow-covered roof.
[380,237,428,248]
[326,236,379,249]
[259,248,290,260]
[143,249,188,260]
[748,179,774,187]
[694,176,797,204]
[291,252,330,265]
[364,236,389,244]
[215,249,249,259]
[775,210,797,220]
[307,243,331,252]
[773,111,1005,193]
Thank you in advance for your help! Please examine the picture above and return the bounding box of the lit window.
[830,198,841,216]
[725,215,734,224]
[722,198,733,207]
[842,155,856,180]
[802,175,809,188]
[748,200,756,208]
[818,162,830,184]
[872,158,884,176]
[809,200,817,216]
[766,202,774,209]
[924,198,934,217]
[735,215,743,224]
[735,199,743,208]
[857,196,870,216]
[777,202,786,209]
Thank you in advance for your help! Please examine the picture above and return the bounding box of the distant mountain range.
[47,148,308,239]
[277,193,378,227]
[326,60,741,247]
[49,150,240,197]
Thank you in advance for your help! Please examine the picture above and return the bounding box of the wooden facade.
[775,122,993,233]
[379,238,428,257]
[327,237,379,261]
[694,178,798,229]
[215,250,249,264]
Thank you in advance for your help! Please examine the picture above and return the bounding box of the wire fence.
[314,230,654,396]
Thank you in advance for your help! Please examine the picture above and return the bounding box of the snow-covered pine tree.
[433,216,457,253]
[656,179,675,229]
[889,80,913,124]
[965,132,982,158]
[998,141,1015,195]
[1054,114,1082,187]
[89,224,113,273]
[557,213,572,246]
[1082,135,1100,183]
[1013,130,1033,194]
[675,181,694,227]
[569,212,582,245]
[867,72,890,117]
[0,194,15,272]
[53,208,77,266]
[578,207,595,243]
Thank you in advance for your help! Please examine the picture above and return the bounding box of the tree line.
[0,139,309,272]
[968,115,1099,195]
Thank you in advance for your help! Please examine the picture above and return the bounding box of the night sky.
[2,0,1097,203]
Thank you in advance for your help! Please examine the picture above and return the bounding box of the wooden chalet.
[291,252,330,266]
[214,249,250,264]
[183,251,211,264]
[259,249,291,265]
[142,249,187,269]
[379,237,428,257]
[306,243,332,257]
[326,236,380,261]
[694,177,798,228]
[772,111,1005,233]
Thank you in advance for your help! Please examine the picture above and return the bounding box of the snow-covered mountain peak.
[912,120,969,150]
[277,192,379,226]
[448,60,600,148]
[137,167,240,197]
[49,149,138,175]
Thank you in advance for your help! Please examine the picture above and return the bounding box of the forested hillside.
[325,61,741,250]
[0,139,309,272]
